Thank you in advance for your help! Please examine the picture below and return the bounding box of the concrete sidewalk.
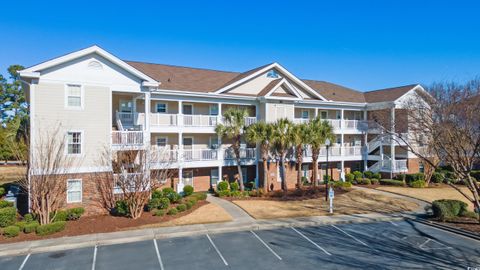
[0,211,404,257]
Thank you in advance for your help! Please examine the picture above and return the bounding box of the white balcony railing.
[183,149,218,161]
[293,118,311,124]
[224,148,256,159]
[244,117,257,126]
[183,115,219,127]
[111,131,144,146]
[343,146,363,156]
[303,146,362,158]
[150,113,177,126]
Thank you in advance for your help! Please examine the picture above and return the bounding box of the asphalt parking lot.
[1,220,479,270]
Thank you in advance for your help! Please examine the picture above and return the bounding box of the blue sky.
[1,0,480,90]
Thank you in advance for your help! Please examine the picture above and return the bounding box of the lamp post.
[325,138,331,201]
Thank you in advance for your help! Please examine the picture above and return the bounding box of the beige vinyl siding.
[151,133,179,148]
[265,103,294,122]
[34,82,110,169]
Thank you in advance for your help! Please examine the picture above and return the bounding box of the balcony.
[224,148,256,160]
[111,131,144,149]
[303,146,362,159]
[147,113,257,131]
[292,119,366,132]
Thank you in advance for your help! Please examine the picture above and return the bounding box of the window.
[156,137,167,147]
[320,111,328,119]
[183,104,193,115]
[209,104,219,115]
[242,167,248,183]
[267,70,279,78]
[67,179,82,203]
[419,163,425,173]
[67,132,82,155]
[156,103,167,113]
[210,169,219,185]
[66,84,82,108]
[210,136,219,149]
[182,170,193,186]
[336,111,342,119]
[301,110,309,119]
[119,100,133,113]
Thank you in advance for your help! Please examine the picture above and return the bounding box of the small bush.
[162,187,176,198]
[364,171,373,179]
[409,180,425,188]
[230,181,239,192]
[0,200,13,208]
[66,207,85,221]
[345,173,355,182]
[0,187,5,197]
[152,189,163,199]
[183,185,194,196]
[432,199,468,221]
[168,192,182,203]
[379,179,405,186]
[15,221,27,231]
[405,173,425,184]
[52,210,67,222]
[187,197,198,205]
[353,171,363,180]
[36,221,66,236]
[323,175,332,182]
[245,181,256,190]
[147,198,162,211]
[176,204,187,212]
[153,209,165,217]
[461,211,479,219]
[23,221,39,234]
[217,190,231,197]
[371,179,379,185]
[3,225,20,238]
[217,181,229,191]
[230,191,244,198]
[192,192,207,201]
[167,208,178,215]
[114,200,129,216]
[158,197,170,209]
[431,172,445,184]
[186,201,193,209]
[0,207,16,227]
[395,174,406,181]
[333,181,352,188]
[23,213,34,222]
[372,173,381,180]
[358,178,371,185]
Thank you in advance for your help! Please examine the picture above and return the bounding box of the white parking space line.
[91,245,97,270]
[153,239,165,270]
[18,253,30,270]
[389,221,399,226]
[418,238,453,250]
[206,234,228,266]
[291,227,331,256]
[250,230,282,260]
[331,225,369,247]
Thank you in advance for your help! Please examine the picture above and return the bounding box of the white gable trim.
[214,62,328,101]
[20,45,159,87]
[264,78,302,100]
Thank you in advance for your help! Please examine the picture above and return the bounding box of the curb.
[409,217,480,241]
[0,215,403,257]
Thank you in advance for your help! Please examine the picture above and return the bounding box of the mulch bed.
[432,217,480,234]
[221,186,350,202]
[0,200,208,244]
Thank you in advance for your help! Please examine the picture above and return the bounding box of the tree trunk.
[296,145,303,189]
[280,152,287,192]
[236,160,244,191]
[263,158,269,193]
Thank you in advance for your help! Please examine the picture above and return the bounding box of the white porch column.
[177,167,183,193]
[341,160,345,182]
[144,92,150,131]
[218,165,223,183]
[340,109,344,129]
[178,100,183,127]
[390,106,396,177]
[363,110,368,171]
[314,108,318,118]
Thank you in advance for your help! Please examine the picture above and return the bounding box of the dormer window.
[267,70,279,78]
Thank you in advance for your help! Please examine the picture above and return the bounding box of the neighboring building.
[19,45,425,214]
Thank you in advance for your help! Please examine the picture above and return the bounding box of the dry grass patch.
[0,166,26,185]
[137,203,233,228]
[233,189,418,219]
[376,185,474,211]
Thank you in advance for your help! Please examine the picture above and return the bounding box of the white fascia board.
[151,88,257,101]
[265,96,302,101]
[273,64,328,101]
[21,45,159,87]
[18,71,40,78]
[299,99,367,108]
[214,63,277,94]
[264,79,303,100]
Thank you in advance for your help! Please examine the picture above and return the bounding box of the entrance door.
[183,104,193,115]
[183,137,193,160]
[182,170,193,186]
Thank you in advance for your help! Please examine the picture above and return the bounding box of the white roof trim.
[20,45,160,87]
[214,62,328,101]
[264,78,303,100]
[393,84,425,103]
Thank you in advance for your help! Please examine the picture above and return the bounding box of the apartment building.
[19,46,425,214]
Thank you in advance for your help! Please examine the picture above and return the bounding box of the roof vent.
[87,60,103,70]
[266,70,279,78]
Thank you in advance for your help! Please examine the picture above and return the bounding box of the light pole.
[324,138,331,201]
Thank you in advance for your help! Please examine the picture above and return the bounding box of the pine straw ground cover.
[232,187,419,219]
[0,200,230,244]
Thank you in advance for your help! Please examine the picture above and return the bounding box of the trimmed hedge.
[431,172,445,184]
[409,180,425,188]
[114,200,129,216]
[0,187,5,197]
[192,192,207,201]
[52,210,68,222]
[379,179,405,186]
[432,199,468,221]
[153,209,165,216]
[183,185,194,196]
[147,198,162,211]
[167,208,178,215]
[217,190,231,197]
[371,179,379,185]
[23,213,34,222]
[36,221,66,236]
[405,173,425,184]
[372,173,381,180]
[0,200,13,208]
[23,221,39,234]
[345,173,355,182]
[230,181,239,192]
[185,201,193,209]
[217,181,229,191]
[333,181,352,188]
[176,204,187,212]
[66,208,84,221]
[364,171,373,179]
[3,225,20,237]
[152,189,163,199]
[353,171,363,180]
[0,207,16,227]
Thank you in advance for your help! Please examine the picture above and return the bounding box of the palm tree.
[271,118,294,191]
[215,108,248,191]
[308,117,335,188]
[245,121,273,193]
[289,123,311,189]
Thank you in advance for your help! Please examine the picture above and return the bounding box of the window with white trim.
[320,111,328,119]
[156,103,167,113]
[156,137,167,147]
[210,168,219,185]
[301,110,309,119]
[67,132,82,154]
[67,179,82,203]
[66,84,82,108]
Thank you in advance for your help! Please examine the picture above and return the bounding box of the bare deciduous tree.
[94,144,173,219]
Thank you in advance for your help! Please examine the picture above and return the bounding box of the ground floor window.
[210,168,219,185]
[419,162,424,173]
[67,179,82,203]
[182,170,193,186]
[242,167,248,183]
